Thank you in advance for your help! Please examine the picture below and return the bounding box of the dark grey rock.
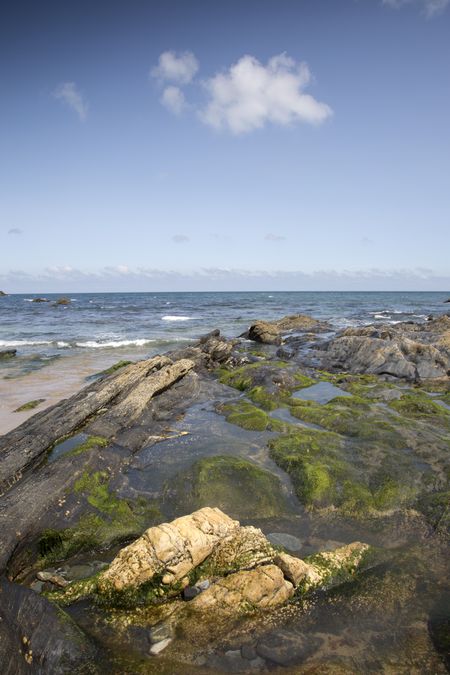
[256,629,323,666]
[241,643,258,660]
[183,585,202,600]
[0,577,96,674]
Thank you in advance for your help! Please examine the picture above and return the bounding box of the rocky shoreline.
[0,315,449,673]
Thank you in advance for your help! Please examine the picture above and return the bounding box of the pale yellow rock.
[190,564,294,612]
[98,507,239,591]
[274,552,322,587]
[201,526,275,577]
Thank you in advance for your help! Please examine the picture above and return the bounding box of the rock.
[241,644,258,660]
[98,507,239,592]
[183,585,202,600]
[13,399,46,413]
[0,578,96,673]
[55,297,71,305]
[246,321,283,345]
[321,328,449,381]
[190,564,294,612]
[149,637,172,655]
[165,455,288,520]
[243,315,330,345]
[444,299,450,303]
[0,290,7,296]
[0,349,16,360]
[149,622,173,644]
[267,532,303,551]
[0,354,192,498]
[36,571,68,587]
[31,297,49,303]
[274,552,322,587]
[201,526,276,577]
[256,629,323,666]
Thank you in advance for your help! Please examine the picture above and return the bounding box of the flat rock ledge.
[54,507,371,616]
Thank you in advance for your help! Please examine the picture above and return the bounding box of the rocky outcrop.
[31,297,49,303]
[0,355,194,496]
[87,509,370,614]
[0,290,7,296]
[55,297,71,305]
[0,578,96,674]
[243,314,330,345]
[0,349,16,360]
[98,507,239,591]
[320,323,450,381]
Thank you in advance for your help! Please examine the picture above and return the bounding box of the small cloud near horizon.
[265,233,286,241]
[382,0,449,17]
[8,228,23,235]
[172,234,190,243]
[53,82,88,121]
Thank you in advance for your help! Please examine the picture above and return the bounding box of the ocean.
[1,290,448,357]
[0,291,448,433]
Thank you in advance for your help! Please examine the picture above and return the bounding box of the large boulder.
[244,314,330,345]
[98,507,239,592]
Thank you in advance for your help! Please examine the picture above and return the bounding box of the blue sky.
[1,0,449,292]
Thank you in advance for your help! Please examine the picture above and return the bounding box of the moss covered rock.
[165,455,289,520]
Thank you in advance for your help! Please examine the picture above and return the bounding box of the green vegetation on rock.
[165,455,289,519]
[222,400,285,432]
[389,392,450,428]
[269,428,416,515]
[100,360,133,376]
[38,474,161,567]
[13,398,46,412]
[66,435,108,457]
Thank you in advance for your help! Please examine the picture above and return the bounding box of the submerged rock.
[165,455,289,520]
[0,349,16,360]
[31,297,49,303]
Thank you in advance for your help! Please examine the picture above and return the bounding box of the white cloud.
[151,50,199,84]
[265,233,286,241]
[172,234,190,243]
[382,0,449,17]
[199,53,332,134]
[53,82,88,121]
[161,86,186,114]
[8,228,23,235]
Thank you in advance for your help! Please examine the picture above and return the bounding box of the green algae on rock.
[164,455,290,520]
[13,398,46,412]
[221,399,286,432]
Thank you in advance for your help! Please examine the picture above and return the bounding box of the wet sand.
[0,349,152,435]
